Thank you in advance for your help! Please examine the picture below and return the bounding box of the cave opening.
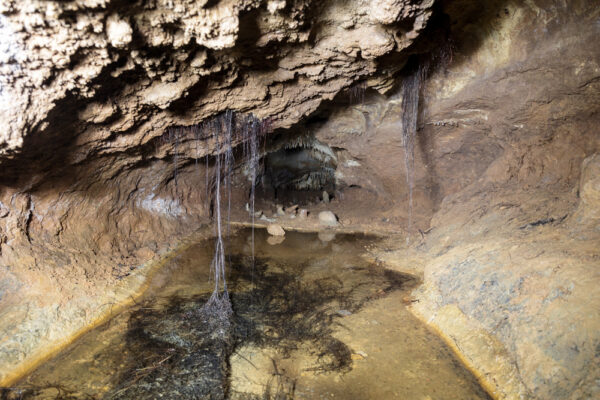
[259,130,338,204]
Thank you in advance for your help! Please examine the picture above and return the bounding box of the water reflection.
[2,229,490,400]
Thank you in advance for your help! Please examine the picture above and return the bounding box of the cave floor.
[4,229,491,400]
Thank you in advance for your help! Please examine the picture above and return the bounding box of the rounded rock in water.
[319,211,338,227]
[267,224,286,236]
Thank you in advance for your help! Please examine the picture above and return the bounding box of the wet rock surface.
[0,0,437,380]
[0,0,598,398]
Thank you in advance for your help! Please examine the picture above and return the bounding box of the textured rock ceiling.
[0,0,435,164]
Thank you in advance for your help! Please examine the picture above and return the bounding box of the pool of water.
[2,229,491,399]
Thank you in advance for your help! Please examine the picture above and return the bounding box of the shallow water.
[2,229,491,400]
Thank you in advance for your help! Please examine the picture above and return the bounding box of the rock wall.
[377,1,599,398]
[0,0,599,398]
[0,0,437,384]
[302,0,600,398]
[0,0,435,157]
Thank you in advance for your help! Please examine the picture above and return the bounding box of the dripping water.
[205,145,210,214]
[200,113,269,326]
[223,112,235,298]
[400,65,424,243]
[193,124,200,168]
[161,113,270,326]
[224,111,234,239]
[174,128,179,194]
[200,114,233,328]
[348,81,366,105]
[398,38,454,242]
[166,127,182,197]
[237,115,269,304]
[242,117,262,263]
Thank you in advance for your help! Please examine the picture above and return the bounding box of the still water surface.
[3,229,491,399]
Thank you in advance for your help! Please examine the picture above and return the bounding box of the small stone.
[260,215,275,223]
[267,224,285,236]
[190,51,207,68]
[276,204,285,216]
[341,20,355,29]
[318,211,338,227]
[298,209,308,219]
[336,309,352,316]
[322,191,330,203]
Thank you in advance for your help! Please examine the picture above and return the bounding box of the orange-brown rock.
[0,0,598,399]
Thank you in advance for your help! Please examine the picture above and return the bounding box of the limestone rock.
[267,224,285,236]
[140,74,201,109]
[318,211,338,227]
[369,0,433,25]
[0,0,435,157]
[574,153,600,222]
[0,203,8,218]
[276,204,285,216]
[79,102,118,124]
[106,15,133,49]
[298,209,309,219]
[0,1,598,398]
